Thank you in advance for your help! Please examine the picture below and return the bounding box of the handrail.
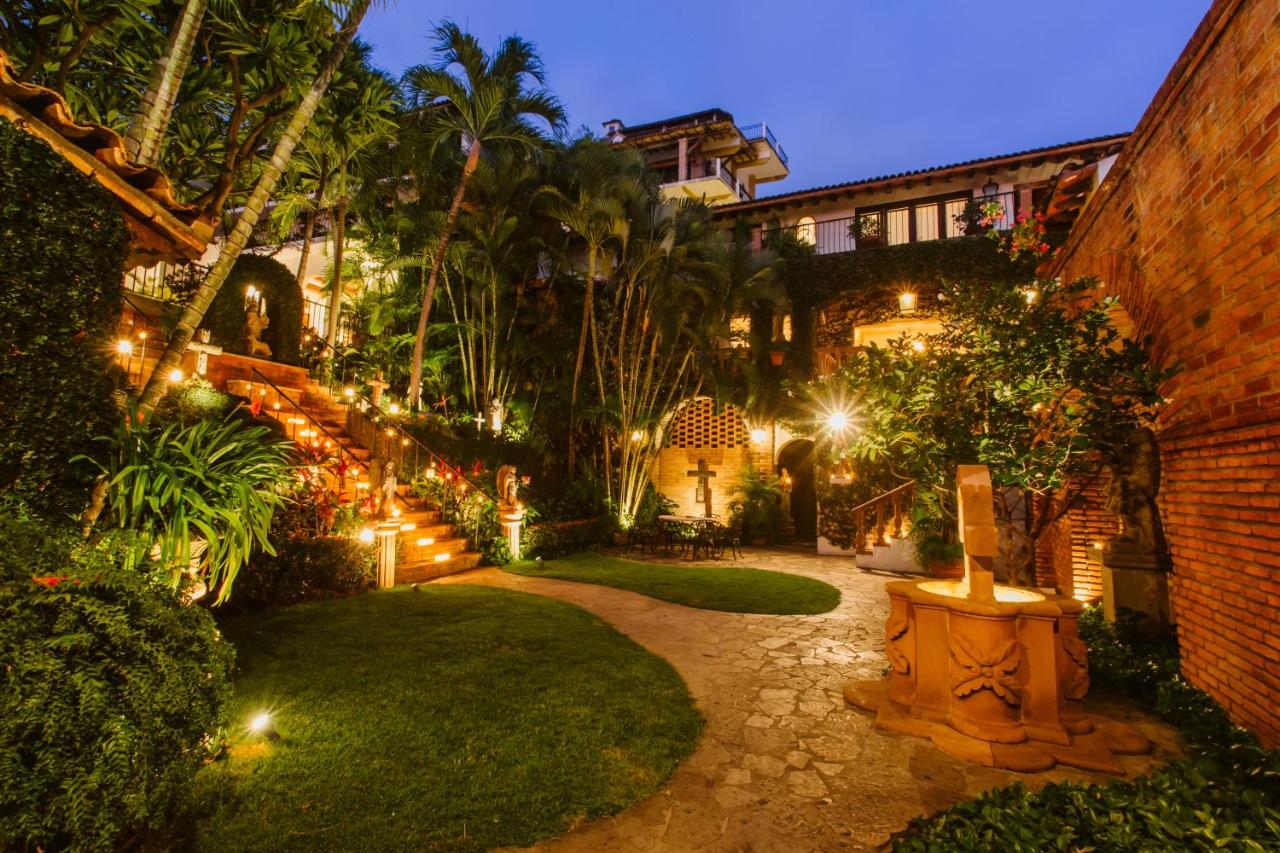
[249,365,367,479]
[357,400,500,506]
[849,479,916,516]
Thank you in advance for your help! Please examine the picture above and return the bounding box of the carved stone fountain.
[845,465,1151,774]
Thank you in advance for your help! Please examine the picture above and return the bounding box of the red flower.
[33,576,79,587]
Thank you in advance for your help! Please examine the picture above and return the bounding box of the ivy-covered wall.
[779,236,1043,348]
[0,116,129,516]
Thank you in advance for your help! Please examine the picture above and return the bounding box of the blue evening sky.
[361,1,1210,195]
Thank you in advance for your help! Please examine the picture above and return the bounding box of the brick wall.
[1047,0,1280,744]
[653,399,772,517]
[1036,485,1118,601]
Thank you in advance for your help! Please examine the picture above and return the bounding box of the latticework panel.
[665,399,749,449]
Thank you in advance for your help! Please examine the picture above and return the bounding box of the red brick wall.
[1035,485,1118,601]
[1047,0,1280,744]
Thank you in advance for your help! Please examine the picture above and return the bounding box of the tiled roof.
[713,133,1130,215]
[0,49,212,264]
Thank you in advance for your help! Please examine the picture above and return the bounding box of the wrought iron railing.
[124,262,207,303]
[738,122,789,165]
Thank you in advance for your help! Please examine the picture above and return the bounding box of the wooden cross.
[187,329,222,376]
[687,458,717,517]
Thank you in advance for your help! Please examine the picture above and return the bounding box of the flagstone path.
[436,547,1180,852]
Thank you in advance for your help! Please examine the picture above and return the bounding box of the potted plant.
[954,199,1000,236]
[849,213,883,248]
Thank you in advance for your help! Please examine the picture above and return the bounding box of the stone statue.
[379,459,397,518]
[496,464,519,511]
[245,308,272,358]
[1103,427,1162,559]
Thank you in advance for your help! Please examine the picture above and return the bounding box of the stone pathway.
[435,547,1180,852]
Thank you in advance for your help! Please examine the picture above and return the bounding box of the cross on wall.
[686,458,717,517]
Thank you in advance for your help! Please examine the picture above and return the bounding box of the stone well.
[845,465,1151,774]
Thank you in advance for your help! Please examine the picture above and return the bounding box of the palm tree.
[400,21,564,409]
[135,0,374,416]
[123,0,208,165]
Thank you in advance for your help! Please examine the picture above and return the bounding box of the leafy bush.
[0,116,129,517]
[0,511,233,851]
[893,607,1280,851]
[153,378,234,425]
[523,517,618,560]
[728,466,783,544]
[200,253,303,365]
[86,408,295,603]
[221,536,375,612]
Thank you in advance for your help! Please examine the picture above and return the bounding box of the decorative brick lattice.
[665,399,749,449]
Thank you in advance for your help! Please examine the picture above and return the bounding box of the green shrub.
[893,607,1280,851]
[727,466,783,545]
[153,377,235,425]
[200,253,303,365]
[222,536,375,612]
[86,408,295,603]
[523,517,618,560]
[0,116,129,517]
[0,512,233,851]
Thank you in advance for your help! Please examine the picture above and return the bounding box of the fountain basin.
[916,579,1045,604]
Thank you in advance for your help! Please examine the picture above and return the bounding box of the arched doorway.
[777,439,817,543]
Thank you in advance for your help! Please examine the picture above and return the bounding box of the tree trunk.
[408,138,482,409]
[295,159,330,292]
[566,247,596,478]
[124,0,209,166]
[325,196,347,347]
[133,0,371,418]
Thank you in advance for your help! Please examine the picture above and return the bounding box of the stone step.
[397,552,483,584]
[402,534,469,561]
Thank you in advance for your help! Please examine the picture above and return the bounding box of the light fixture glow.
[388,403,400,415]
[1024,288,1038,304]
[391,507,402,518]
[416,537,435,547]
[357,527,375,543]
[630,430,643,443]
[910,339,926,354]
[115,339,133,355]
[899,292,917,314]
[827,411,850,433]
[249,712,271,733]
[400,522,416,532]
[343,387,355,398]
[167,368,184,383]
[750,428,768,445]
[434,553,451,563]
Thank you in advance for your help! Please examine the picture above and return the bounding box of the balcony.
[738,122,789,166]
[659,157,750,206]
[759,191,1019,256]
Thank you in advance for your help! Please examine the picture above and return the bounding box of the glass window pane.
[944,199,968,238]
[886,207,910,245]
[915,203,939,242]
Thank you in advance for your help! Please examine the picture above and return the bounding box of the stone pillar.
[677,138,688,182]
[375,521,399,588]
[500,509,525,561]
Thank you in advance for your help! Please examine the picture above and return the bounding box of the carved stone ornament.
[1062,635,1091,700]
[951,635,1022,706]
[885,613,910,675]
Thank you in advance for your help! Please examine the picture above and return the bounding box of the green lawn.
[505,553,841,615]
[187,586,703,852]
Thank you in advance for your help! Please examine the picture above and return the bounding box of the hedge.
[200,253,303,365]
[0,116,129,517]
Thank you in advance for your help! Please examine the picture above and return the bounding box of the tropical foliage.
[796,275,1172,585]
[0,511,233,852]
[86,407,294,603]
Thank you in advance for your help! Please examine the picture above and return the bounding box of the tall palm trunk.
[295,158,330,292]
[134,0,371,417]
[408,139,482,409]
[124,0,208,165]
[325,195,347,347]
[566,246,596,478]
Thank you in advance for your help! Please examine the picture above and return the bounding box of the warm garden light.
[1024,288,1039,304]
[434,553,450,562]
[343,387,355,398]
[358,527,375,544]
[750,428,768,445]
[910,339,926,354]
[416,537,434,547]
[630,430,643,442]
[826,411,850,433]
[115,339,133,355]
[167,368,184,382]
[899,292,916,314]
[388,403,400,414]
[248,711,279,741]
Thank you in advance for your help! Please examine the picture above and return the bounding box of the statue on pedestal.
[1100,427,1169,630]
[496,465,519,512]
[378,459,398,519]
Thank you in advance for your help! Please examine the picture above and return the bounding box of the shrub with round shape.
[0,512,234,851]
[200,253,303,364]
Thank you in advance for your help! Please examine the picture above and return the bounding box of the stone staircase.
[222,360,485,583]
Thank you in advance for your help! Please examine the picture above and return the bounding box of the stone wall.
[1046,0,1280,744]
[653,399,772,517]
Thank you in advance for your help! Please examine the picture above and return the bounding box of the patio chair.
[716,519,743,561]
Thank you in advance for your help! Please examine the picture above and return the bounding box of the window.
[795,216,816,245]
[857,194,977,246]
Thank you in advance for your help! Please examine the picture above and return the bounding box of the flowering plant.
[986,208,1052,261]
